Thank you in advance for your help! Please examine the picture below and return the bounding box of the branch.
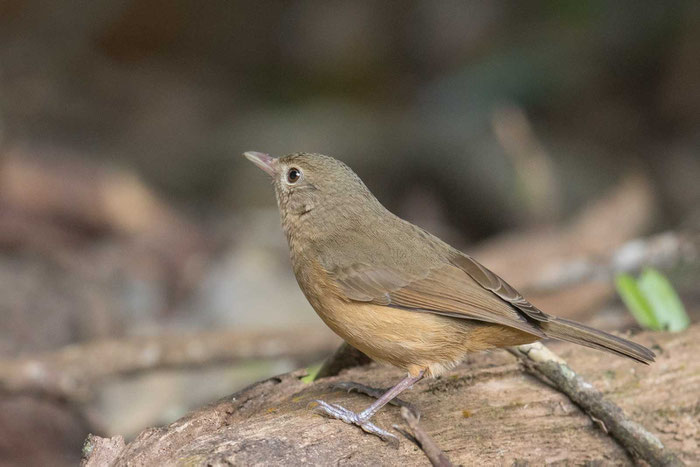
[508,342,684,467]
[0,328,340,401]
[394,406,453,467]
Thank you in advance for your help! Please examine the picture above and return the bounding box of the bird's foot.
[313,399,398,445]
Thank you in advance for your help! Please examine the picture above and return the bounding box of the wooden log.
[83,325,699,466]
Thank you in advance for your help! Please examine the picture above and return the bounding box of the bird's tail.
[541,317,655,364]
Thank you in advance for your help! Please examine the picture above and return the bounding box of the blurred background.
[1,1,699,465]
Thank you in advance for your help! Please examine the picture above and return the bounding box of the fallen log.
[83,325,699,466]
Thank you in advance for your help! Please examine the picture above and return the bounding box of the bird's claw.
[313,399,398,444]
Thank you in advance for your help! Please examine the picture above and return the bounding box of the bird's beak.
[243,151,277,176]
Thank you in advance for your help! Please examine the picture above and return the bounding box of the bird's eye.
[287,167,302,184]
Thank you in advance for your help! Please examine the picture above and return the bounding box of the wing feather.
[449,253,549,321]
[328,259,546,337]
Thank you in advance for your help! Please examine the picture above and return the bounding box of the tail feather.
[541,317,655,364]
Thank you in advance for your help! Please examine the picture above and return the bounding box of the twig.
[508,342,684,466]
[0,328,340,401]
[526,231,699,293]
[394,406,453,467]
[315,342,372,380]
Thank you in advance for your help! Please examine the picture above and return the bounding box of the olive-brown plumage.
[244,151,654,441]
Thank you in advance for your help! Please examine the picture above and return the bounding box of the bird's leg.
[313,371,424,442]
[332,381,417,413]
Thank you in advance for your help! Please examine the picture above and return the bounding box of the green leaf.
[615,274,661,330]
[300,363,322,383]
[637,268,690,332]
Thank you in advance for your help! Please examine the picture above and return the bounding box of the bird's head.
[244,152,378,228]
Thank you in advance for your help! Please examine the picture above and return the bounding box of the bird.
[243,151,655,441]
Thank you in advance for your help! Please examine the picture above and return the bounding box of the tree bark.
[83,325,699,466]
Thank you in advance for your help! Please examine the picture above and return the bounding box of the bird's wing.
[448,253,550,322]
[328,251,548,337]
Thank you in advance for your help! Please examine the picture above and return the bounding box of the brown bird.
[244,151,654,441]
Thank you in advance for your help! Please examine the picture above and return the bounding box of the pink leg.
[314,371,425,442]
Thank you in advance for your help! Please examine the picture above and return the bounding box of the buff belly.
[312,297,537,377]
